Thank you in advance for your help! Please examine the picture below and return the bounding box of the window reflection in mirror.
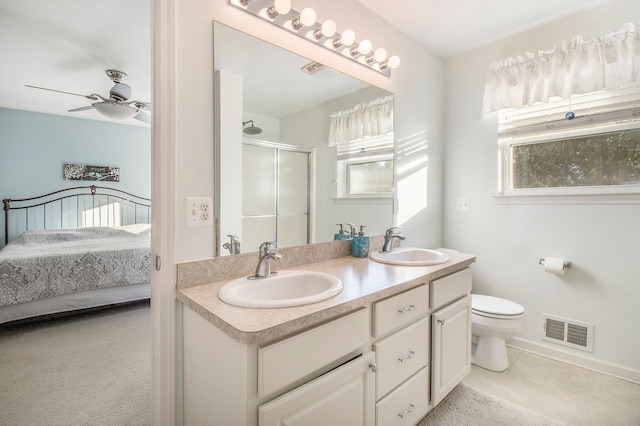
[213,22,395,256]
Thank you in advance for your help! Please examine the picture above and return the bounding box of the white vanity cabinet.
[180,256,476,426]
[430,268,472,406]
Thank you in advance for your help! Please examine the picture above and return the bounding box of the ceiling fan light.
[93,101,138,120]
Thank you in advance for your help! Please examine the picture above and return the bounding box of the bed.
[0,185,151,324]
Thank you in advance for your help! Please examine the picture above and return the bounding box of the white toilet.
[471,294,525,372]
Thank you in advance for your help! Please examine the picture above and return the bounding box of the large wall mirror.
[214,21,394,256]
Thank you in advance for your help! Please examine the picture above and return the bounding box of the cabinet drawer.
[430,268,472,310]
[259,352,376,426]
[258,308,369,398]
[373,284,429,338]
[374,317,429,399]
[376,367,429,426]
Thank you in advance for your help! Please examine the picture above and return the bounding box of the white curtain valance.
[328,95,394,146]
[482,22,640,113]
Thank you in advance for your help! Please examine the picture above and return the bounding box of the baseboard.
[507,337,640,384]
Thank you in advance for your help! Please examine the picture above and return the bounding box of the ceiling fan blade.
[25,85,98,100]
[134,111,151,124]
[68,105,95,112]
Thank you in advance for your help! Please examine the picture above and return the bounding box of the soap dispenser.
[334,224,351,240]
[347,223,356,239]
[352,225,370,258]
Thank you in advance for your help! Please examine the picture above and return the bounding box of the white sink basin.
[369,248,450,266]
[218,270,343,308]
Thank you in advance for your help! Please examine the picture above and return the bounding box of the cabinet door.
[259,352,375,426]
[431,295,471,406]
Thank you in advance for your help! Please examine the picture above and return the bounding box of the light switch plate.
[185,197,213,227]
[456,198,470,212]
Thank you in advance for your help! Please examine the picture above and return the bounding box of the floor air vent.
[542,314,593,352]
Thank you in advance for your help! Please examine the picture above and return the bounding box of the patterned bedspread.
[0,224,151,307]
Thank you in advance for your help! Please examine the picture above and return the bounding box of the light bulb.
[350,39,372,57]
[267,0,291,18]
[314,19,337,39]
[373,47,387,62]
[292,7,316,30]
[333,29,356,48]
[381,55,401,70]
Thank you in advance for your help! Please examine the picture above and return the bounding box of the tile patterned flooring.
[462,347,640,425]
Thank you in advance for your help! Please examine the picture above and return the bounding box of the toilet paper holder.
[538,258,572,268]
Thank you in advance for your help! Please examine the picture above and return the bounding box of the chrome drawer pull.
[438,319,446,325]
[369,363,378,373]
[398,350,415,363]
[397,305,416,314]
[398,403,415,419]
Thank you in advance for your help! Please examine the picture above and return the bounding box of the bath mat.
[418,383,566,426]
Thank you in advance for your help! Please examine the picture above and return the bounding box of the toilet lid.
[472,294,524,316]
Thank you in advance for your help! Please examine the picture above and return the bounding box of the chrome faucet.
[381,227,406,252]
[223,234,241,255]
[249,241,282,279]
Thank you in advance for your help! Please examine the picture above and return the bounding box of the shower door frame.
[242,138,313,250]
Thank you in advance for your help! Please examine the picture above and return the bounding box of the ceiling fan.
[26,69,151,123]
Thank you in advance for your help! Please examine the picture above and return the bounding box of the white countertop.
[177,252,476,345]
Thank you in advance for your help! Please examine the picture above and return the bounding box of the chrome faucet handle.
[227,234,240,243]
[385,227,402,237]
[258,241,277,255]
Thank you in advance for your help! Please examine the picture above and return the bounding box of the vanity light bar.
[230,0,400,76]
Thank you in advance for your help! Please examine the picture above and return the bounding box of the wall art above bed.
[63,163,120,182]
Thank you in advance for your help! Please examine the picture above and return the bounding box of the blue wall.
[0,107,151,247]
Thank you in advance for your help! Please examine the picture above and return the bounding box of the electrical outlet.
[185,197,213,227]
[456,198,470,212]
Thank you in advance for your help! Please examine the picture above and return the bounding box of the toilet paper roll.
[544,257,566,275]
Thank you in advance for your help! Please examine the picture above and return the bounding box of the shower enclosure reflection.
[213,22,395,256]
[242,140,311,251]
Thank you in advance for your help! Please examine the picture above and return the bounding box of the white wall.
[175,0,444,262]
[443,0,640,374]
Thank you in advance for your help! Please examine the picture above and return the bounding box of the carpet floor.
[0,301,151,426]
[418,382,566,426]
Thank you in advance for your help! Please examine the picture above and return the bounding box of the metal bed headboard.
[3,185,151,245]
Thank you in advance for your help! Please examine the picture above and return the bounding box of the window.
[497,85,640,202]
[336,134,394,197]
[346,160,393,194]
[328,95,395,200]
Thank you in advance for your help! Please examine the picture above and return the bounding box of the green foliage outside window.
[512,129,640,189]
